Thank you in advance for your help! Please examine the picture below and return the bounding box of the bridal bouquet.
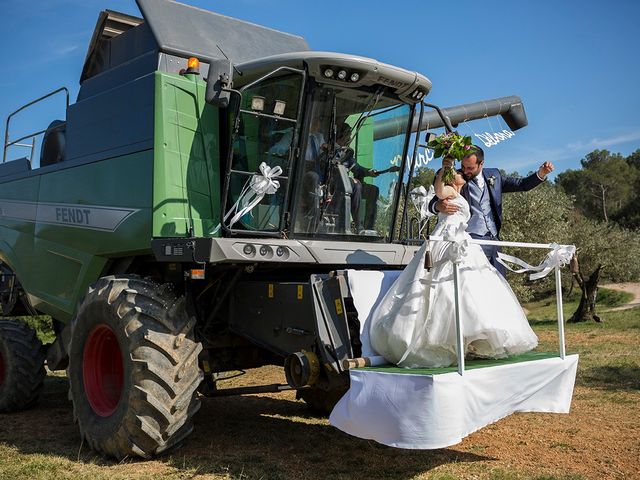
[427,133,476,184]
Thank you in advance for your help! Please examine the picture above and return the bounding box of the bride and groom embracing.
[369,145,555,368]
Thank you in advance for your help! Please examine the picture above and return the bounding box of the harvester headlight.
[323,68,334,78]
[251,96,265,112]
[337,70,347,80]
[273,100,286,116]
[243,244,256,256]
[350,72,360,82]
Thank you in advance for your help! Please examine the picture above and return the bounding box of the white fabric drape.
[333,269,578,449]
[330,354,578,449]
[347,270,401,358]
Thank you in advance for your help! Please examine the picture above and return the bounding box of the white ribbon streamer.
[497,243,576,280]
[211,162,283,234]
[409,185,436,220]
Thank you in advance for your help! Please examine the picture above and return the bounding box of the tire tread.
[67,276,203,459]
[0,320,46,412]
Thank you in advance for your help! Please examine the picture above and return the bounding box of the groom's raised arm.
[501,172,543,193]
[502,161,553,193]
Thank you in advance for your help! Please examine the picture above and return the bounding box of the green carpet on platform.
[361,351,568,375]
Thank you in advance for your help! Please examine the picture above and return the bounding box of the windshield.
[292,85,411,240]
[224,72,303,233]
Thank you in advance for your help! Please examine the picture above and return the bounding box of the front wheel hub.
[284,350,320,388]
[83,324,124,417]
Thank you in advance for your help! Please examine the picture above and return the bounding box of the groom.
[429,146,554,276]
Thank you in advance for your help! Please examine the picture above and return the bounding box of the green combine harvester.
[0,0,528,458]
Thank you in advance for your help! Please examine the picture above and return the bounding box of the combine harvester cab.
[0,0,577,458]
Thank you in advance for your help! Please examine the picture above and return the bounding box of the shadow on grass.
[579,365,640,391]
[528,319,558,327]
[0,374,493,479]
[0,375,93,460]
[165,394,493,480]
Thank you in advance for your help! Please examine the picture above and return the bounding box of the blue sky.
[1,0,639,178]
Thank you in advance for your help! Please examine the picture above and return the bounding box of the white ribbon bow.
[409,185,436,220]
[212,162,283,233]
[443,223,469,264]
[497,243,576,280]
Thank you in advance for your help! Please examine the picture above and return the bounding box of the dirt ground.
[196,354,640,480]
[601,283,640,311]
[1,289,639,479]
[1,353,638,479]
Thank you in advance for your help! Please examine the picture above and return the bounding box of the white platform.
[330,354,579,449]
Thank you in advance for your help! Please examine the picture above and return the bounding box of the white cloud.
[53,44,81,57]
[566,130,640,152]
[493,129,640,174]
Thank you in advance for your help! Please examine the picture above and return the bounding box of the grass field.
[0,289,638,480]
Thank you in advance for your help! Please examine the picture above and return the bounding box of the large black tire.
[0,264,18,316]
[0,320,46,411]
[297,386,348,414]
[67,276,203,459]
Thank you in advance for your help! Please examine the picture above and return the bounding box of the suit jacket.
[429,168,544,235]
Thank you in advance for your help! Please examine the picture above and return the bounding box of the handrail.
[3,87,69,164]
[426,237,574,375]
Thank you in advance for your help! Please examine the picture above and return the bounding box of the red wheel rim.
[82,324,124,417]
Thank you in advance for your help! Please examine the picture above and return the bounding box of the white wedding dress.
[369,195,538,368]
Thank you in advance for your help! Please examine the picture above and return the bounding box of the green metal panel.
[0,151,152,323]
[0,176,40,292]
[353,118,374,182]
[153,72,221,237]
[30,151,153,322]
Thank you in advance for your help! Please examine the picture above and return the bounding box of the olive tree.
[501,181,574,301]
[566,214,640,322]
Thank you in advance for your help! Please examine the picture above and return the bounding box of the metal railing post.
[3,117,9,164]
[555,265,566,359]
[29,137,36,163]
[453,261,465,375]
[431,235,573,364]
[3,86,69,163]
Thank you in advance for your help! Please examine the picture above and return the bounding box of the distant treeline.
[556,149,640,230]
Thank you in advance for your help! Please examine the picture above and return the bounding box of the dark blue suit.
[429,168,544,275]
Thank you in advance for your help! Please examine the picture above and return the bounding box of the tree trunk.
[569,264,604,323]
[600,184,608,223]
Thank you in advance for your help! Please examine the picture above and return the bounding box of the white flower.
[487,175,496,188]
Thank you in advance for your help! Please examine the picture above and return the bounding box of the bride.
[369,164,538,368]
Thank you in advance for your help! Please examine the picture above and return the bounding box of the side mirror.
[205,59,233,108]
